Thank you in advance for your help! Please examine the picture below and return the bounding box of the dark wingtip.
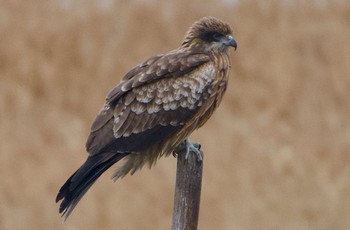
[56,189,64,203]
[56,172,75,204]
[56,179,73,216]
[56,153,127,220]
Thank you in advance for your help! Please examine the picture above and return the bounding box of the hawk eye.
[201,32,223,42]
[212,32,222,41]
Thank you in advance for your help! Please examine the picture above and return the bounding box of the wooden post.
[171,142,203,230]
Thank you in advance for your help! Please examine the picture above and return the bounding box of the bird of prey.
[56,16,237,219]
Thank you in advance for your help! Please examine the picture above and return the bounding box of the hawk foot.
[174,139,203,162]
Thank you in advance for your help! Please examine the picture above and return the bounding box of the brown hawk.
[56,16,237,219]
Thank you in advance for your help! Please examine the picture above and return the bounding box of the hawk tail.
[56,152,127,220]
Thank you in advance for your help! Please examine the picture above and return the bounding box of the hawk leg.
[174,139,203,162]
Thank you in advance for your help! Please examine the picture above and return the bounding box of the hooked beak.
[224,35,237,50]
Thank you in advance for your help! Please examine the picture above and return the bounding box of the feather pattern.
[56,16,236,219]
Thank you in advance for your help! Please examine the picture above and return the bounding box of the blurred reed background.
[1,0,350,229]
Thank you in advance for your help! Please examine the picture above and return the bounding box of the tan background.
[1,0,350,229]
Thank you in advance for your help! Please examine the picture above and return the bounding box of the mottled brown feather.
[108,52,209,101]
[57,17,236,219]
[86,53,211,153]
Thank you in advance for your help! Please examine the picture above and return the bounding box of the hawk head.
[181,17,237,52]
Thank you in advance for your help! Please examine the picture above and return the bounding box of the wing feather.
[86,51,213,155]
[113,105,131,138]
[128,112,144,135]
[106,51,209,104]
[138,112,152,132]
[116,110,135,138]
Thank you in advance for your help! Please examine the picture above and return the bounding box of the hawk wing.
[86,51,213,155]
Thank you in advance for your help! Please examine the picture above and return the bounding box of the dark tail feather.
[56,152,126,220]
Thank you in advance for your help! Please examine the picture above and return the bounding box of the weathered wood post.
[171,142,203,230]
